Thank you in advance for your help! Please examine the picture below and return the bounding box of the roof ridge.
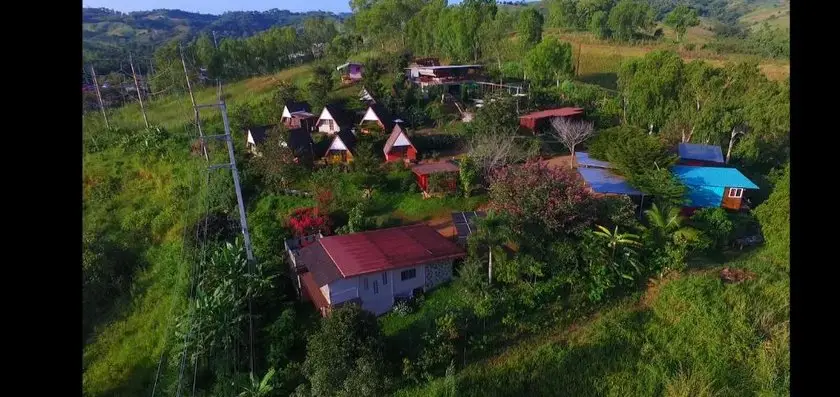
[314,240,347,278]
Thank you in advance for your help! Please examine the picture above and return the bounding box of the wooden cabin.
[316,105,354,135]
[337,62,363,84]
[281,101,316,131]
[323,130,357,165]
[244,125,313,162]
[245,125,271,156]
[411,161,459,197]
[671,166,759,212]
[518,107,584,135]
[677,143,726,166]
[383,124,418,162]
[359,103,394,135]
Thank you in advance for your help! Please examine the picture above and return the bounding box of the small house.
[677,143,725,166]
[245,125,313,161]
[281,101,316,131]
[315,104,354,135]
[323,129,357,165]
[411,161,460,196]
[288,224,466,316]
[383,124,418,162]
[359,103,395,134]
[671,166,759,211]
[337,62,363,84]
[245,125,271,155]
[519,107,585,135]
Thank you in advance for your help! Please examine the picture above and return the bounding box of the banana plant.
[238,368,276,397]
[592,224,642,281]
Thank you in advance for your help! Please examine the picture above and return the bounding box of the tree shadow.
[579,72,619,90]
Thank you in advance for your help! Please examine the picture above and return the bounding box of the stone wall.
[424,261,453,291]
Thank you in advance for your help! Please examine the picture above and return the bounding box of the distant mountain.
[83,7,350,74]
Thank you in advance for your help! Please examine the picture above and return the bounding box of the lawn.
[395,248,789,396]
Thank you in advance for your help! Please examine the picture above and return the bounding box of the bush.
[754,163,789,256]
[393,300,415,317]
[690,208,734,251]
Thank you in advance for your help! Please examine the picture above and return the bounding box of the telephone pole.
[90,65,110,129]
[180,44,209,160]
[129,53,149,128]
[196,100,257,375]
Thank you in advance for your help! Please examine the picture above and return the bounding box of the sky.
[83,0,472,15]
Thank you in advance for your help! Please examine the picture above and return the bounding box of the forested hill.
[82,7,350,74]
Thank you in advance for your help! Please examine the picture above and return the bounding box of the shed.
[337,62,363,82]
[281,101,316,130]
[383,124,418,162]
[359,103,396,134]
[677,143,725,165]
[519,107,584,133]
[316,104,355,134]
[671,166,759,210]
[411,161,460,194]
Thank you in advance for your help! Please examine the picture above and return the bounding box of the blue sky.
[83,0,472,14]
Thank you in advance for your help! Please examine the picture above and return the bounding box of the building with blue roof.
[575,152,614,169]
[672,165,759,210]
[677,143,725,165]
[578,167,643,196]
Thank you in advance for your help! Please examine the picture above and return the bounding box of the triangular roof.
[324,129,357,157]
[283,101,311,117]
[286,127,314,156]
[383,124,415,155]
[361,103,395,132]
[245,125,274,145]
[317,104,355,129]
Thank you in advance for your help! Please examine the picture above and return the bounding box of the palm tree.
[238,368,276,397]
[592,224,642,280]
[473,212,514,285]
[643,203,699,243]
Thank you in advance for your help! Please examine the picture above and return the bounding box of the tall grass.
[396,249,789,397]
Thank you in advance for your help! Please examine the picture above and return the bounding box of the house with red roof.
[287,224,465,316]
[383,124,418,162]
[518,107,584,134]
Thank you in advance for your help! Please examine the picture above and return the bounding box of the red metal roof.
[411,161,460,175]
[519,107,584,120]
[319,224,465,279]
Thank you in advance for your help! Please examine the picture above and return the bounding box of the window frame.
[363,278,369,290]
[400,268,416,281]
[382,273,388,285]
[728,188,744,199]
[373,280,379,294]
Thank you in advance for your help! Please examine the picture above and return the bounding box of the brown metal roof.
[411,161,460,175]
[297,241,344,287]
[519,107,584,120]
[318,224,465,279]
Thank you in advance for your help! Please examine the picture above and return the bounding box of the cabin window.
[400,269,416,281]
[363,278,369,290]
[728,188,744,198]
[382,273,388,285]
[373,280,379,294]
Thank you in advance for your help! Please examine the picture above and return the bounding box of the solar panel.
[451,211,487,242]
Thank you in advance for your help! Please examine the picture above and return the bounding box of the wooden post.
[129,53,149,128]
[90,66,110,129]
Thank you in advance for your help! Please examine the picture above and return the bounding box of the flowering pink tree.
[288,207,332,238]
[488,161,596,235]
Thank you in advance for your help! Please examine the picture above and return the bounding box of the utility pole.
[196,100,257,375]
[181,44,209,160]
[90,65,110,129]
[129,53,149,128]
[212,30,218,48]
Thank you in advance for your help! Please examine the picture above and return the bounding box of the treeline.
[83,7,348,76]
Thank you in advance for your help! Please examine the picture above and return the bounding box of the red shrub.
[288,207,332,237]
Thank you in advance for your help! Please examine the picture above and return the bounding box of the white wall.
[326,262,453,316]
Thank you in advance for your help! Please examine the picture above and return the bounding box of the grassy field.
[396,248,789,396]
[740,3,791,31]
[546,30,790,89]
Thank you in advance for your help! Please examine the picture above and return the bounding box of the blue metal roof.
[672,166,759,189]
[578,167,643,196]
[575,152,614,169]
[678,143,725,163]
[685,185,725,208]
